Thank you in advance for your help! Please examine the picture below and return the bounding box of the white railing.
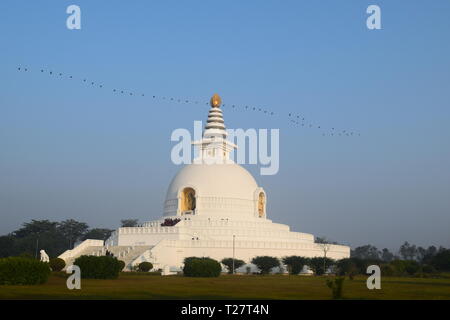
[58,239,104,261]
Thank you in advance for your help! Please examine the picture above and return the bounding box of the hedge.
[183,257,221,277]
[0,257,51,285]
[49,258,66,272]
[73,255,122,279]
[118,260,126,271]
[138,262,153,272]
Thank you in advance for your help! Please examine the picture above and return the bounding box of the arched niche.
[258,192,265,218]
[180,187,196,214]
[254,188,266,218]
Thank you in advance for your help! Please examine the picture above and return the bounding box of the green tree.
[221,258,245,274]
[399,241,417,261]
[336,258,359,279]
[315,237,339,244]
[430,249,450,272]
[381,248,395,262]
[421,246,438,265]
[0,236,15,258]
[82,228,114,241]
[351,245,381,260]
[308,257,334,276]
[12,220,67,258]
[282,256,309,275]
[58,219,89,249]
[251,256,280,274]
[13,220,58,238]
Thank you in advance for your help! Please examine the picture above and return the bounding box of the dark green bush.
[183,257,221,277]
[421,264,437,274]
[49,258,66,272]
[431,249,450,272]
[138,262,153,272]
[380,263,396,276]
[336,258,359,278]
[282,256,309,275]
[118,260,126,271]
[251,256,280,274]
[73,255,122,279]
[221,258,245,274]
[308,257,335,276]
[390,260,420,276]
[0,257,51,285]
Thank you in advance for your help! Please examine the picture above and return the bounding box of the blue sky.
[0,1,449,251]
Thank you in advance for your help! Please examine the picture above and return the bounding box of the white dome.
[163,162,265,219]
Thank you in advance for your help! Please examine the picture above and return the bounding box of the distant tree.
[282,256,309,275]
[57,219,89,249]
[420,246,438,265]
[315,237,339,245]
[82,228,114,241]
[120,219,139,227]
[221,258,245,274]
[251,256,280,274]
[13,220,58,238]
[351,245,381,260]
[308,257,334,276]
[9,220,68,258]
[390,259,421,276]
[399,242,417,261]
[336,258,359,279]
[381,248,395,262]
[430,249,450,272]
[0,235,15,258]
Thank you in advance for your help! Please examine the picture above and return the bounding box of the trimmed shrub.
[49,258,66,272]
[183,257,221,277]
[73,255,122,279]
[282,256,309,275]
[0,257,51,285]
[251,256,280,274]
[138,262,153,272]
[308,257,335,276]
[221,258,245,274]
[118,260,126,271]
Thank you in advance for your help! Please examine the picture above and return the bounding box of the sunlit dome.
[164,162,263,219]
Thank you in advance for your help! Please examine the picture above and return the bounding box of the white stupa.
[59,94,350,273]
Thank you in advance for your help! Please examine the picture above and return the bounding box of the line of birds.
[16,66,360,137]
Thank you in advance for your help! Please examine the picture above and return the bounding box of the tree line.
[0,219,140,259]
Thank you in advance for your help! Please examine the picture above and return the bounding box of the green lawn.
[1,273,450,300]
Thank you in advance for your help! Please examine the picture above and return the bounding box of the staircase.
[120,246,153,271]
[60,240,153,271]
[63,246,105,267]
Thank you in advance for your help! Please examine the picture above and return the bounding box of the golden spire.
[210,93,222,108]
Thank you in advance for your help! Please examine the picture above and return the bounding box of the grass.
[1,273,450,300]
